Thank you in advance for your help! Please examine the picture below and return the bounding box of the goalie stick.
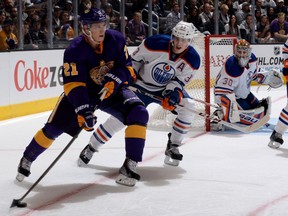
[128,86,270,133]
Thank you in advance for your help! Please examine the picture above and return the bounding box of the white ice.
[2,86,288,216]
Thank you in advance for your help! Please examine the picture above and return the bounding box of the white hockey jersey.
[131,34,200,92]
[214,53,258,104]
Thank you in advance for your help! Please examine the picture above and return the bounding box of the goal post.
[147,34,238,132]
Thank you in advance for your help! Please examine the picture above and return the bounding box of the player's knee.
[126,105,149,125]
[42,123,63,140]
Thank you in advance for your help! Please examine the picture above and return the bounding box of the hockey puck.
[17,201,27,208]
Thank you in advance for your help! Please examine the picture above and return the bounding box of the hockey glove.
[161,88,183,111]
[75,105,97,131]
[100,72,123,100]
[256,69,283,89]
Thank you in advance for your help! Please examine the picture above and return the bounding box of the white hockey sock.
[90,116,125,150]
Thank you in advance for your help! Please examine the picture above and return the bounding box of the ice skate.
[268,130,283,149]
[16,157,32,182]
[78,144,97,166]
[115,158,140,187]
[164,133,183,166]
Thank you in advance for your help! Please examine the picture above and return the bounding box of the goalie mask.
[234,39,252,67]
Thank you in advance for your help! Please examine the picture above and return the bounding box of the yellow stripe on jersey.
[47,93,64,123]
[64,82,86,96]
[127,66,136,80]
[34,129,54,149]
[125,125,146,139]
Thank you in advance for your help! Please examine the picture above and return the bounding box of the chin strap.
[82,25,101,47]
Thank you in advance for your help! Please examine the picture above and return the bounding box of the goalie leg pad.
[239,107,265,125]
[220,94,240,123]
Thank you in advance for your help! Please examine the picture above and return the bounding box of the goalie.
[211,39,283,131]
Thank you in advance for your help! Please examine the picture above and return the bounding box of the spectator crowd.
[0,0,288,51]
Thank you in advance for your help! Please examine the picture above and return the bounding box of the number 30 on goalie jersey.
[214,53,258,102]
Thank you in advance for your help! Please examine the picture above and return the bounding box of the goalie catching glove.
[161,88,183,111]
[75,104,97,131]
[256,69,283,89]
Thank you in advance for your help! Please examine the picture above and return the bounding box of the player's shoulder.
[225,56,244,77]
[182,45,201,69]
[105,29,125,40]
[104,29,126,44]
[64,35,89,58]
[144,34,170,51]
[249,53,257,63]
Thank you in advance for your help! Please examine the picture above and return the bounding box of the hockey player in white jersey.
[78,21,201,167]
[212,39,283,131]
[268,39,288,149]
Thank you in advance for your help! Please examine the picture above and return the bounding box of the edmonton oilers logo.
[152,62,175,84]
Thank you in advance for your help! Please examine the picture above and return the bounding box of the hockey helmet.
[234,39,251,67]
[80,8,106,25]
[172,21,195,41]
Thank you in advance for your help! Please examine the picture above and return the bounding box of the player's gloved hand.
[213,108,224,120]
[6,38,16,49]
[75,105,97,131]
[161,88,183,111]
[100,72,123,100]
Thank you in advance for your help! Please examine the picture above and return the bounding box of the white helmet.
[172,21,195,41]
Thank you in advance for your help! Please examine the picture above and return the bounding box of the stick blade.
[10,199,27,208]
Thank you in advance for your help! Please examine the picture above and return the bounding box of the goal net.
[147,34,237,131]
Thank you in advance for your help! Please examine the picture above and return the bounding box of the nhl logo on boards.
[274,46,280,55]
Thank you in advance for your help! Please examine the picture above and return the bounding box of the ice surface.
[2,86,288,216]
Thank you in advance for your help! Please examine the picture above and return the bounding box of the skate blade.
[268,141,281,149]
[115,174,137,187]
[16,173,25,182]
[77,158,88,167]
[164,156,180,166]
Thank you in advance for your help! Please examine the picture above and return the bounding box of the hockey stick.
[10,90,108,208]
[10,126,84,208]
[192,96,272,128]
[128,86,270,133]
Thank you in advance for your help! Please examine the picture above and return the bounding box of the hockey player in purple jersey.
[78,21,201,167]
[16,8,148,187]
